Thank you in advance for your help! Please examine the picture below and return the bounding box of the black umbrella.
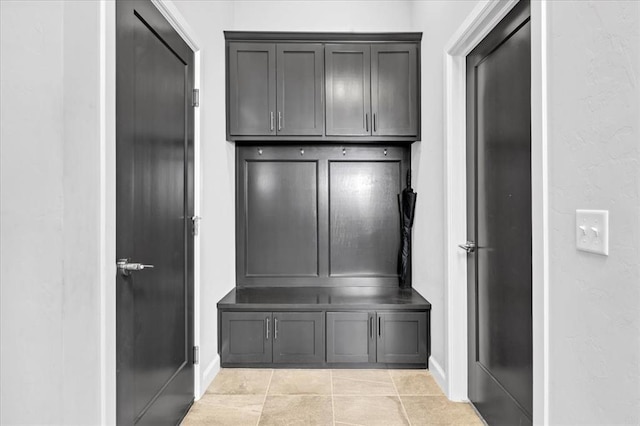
[398,170,417,289]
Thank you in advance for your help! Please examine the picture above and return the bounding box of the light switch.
[576,210,609,256]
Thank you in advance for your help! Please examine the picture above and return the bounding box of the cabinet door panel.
[273,312,324,363]
[221,312,272,363]
[277,44,324,135]
[377,312,427,363]
[325,44,371,136]
[228,43,276,135]
[327,312,375,363]
[371,44,418,136]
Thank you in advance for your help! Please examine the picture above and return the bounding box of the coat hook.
[300,148,304,156]
[342,148,346,156]
[258,148,263,155]
[384,148,388,156]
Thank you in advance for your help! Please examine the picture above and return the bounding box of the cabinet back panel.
[245,161,319,276]
[329,161,401,277]
[237,145,409,286]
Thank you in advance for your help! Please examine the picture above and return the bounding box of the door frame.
[100,1,202,422]
[442,0,548,424]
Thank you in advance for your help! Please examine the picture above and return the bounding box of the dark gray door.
[376,312,427,364]
[116,0,194,424]
[273,312,324,363]
[466,1,532,425]
[325,44,371,136]
[228,42,276,135]
[326,312,376,363]
[276,43,324,135]
[220,312,272,364]
[371,44,418,136]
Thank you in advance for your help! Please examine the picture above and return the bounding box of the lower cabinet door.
[221,311,272,364]
[377,312,428,364]
[272,312,324,363]
[327,312,376,363]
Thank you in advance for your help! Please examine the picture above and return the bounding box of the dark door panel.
[273,312,324,363]
[466,1,532,424]
[116,1,194,424]
[327,312,376,363]
[221,312,273,364]
[376,312,427,364]
[371,44,418,136]
[276,43,324,135]
[325,44,371,136]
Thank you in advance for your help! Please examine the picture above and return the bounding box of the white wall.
[1,1,66,423]
[409,0,479,389]
[61,1,106,423]
[1,1,108,423]
[171,0,236,395]
[546,1,640,424]
[231,0,412,32]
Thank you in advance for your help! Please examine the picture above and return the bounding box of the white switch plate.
[576,209,609,256]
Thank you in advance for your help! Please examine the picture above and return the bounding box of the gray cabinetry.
[325,44,371,136]
[276,44,324,135]
[218,288,430,368]
[225,32,421,142]
[325,43,419,138]
[228,43,276,136]
[327,311,427,365]
[371,44,418,136]
[326,312,376,363]
[221,311,323,365]
[273,312,324,363]
[220,311,272,364]
[377,312,428,364]
[228,42,323,137]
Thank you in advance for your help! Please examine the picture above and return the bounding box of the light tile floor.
[182,369,484,426]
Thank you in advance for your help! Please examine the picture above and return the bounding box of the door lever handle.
[117,259,154,276]
[458,241,476,253]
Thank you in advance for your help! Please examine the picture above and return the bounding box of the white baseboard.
[197,355,220,400]
[429,356,448,397]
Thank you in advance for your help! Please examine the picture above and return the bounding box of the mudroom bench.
[217,286,431,368]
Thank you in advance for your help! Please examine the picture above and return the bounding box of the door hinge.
[193,346,199,365]
[192,88,200,107]
[190,215,201,236]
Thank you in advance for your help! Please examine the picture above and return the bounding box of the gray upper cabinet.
[225,32,421,142]
[371,44,419,136]
[228,41,323,137]
[325,44,371,136]
[228,43,276,136]
[276,44,324,135]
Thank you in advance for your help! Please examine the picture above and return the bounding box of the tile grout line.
[255,369,274,426]
[388,371,412,426]
[332,376,396,386]
[330,369,336,426]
